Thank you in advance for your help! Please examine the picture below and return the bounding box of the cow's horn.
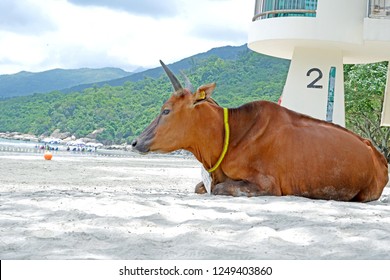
[181,71,194,93]
[160,60,183,92]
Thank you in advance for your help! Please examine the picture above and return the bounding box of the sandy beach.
[0,150,390,260]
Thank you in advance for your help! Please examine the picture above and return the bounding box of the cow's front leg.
[195,181,207,194]
[212,180,277,197]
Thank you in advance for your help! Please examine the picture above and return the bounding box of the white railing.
[253,0,318,21]
[253,9,316,21]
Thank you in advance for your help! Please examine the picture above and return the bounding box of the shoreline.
[0,137,193,159]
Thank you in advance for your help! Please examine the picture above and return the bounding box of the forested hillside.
[0,47,289,144]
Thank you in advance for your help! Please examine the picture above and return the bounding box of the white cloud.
[0,0,253,74]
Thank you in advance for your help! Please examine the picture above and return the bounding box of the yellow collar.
[207,108,230,173]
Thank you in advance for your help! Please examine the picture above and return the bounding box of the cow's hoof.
[195,182,207,194]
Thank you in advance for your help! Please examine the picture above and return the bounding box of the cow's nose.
[131,139,138,147]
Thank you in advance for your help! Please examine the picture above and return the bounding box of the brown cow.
[132,61,389,202]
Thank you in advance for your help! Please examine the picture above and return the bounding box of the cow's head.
[131,60,217,154]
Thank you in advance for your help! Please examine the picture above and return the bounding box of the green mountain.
[0,68,132,98]
[0,45,290,144]
[62,44,249,93]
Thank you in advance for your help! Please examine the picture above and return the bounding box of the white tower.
[248,0,390,126]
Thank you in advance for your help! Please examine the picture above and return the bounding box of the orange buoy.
[44,152,53,160]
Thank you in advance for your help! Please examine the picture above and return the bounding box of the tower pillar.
[380,62,390,125]
[280,47,345,126]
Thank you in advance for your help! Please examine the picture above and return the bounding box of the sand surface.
[0,152,389,259]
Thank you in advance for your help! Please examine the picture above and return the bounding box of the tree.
[344,62,390,161]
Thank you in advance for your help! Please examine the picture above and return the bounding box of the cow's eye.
[162,109,170,115]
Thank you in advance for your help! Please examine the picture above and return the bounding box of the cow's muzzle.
[131,138,150,154]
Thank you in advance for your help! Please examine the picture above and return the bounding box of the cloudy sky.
[0,0,253,74]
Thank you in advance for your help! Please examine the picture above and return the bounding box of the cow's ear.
[193,83,216,106]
